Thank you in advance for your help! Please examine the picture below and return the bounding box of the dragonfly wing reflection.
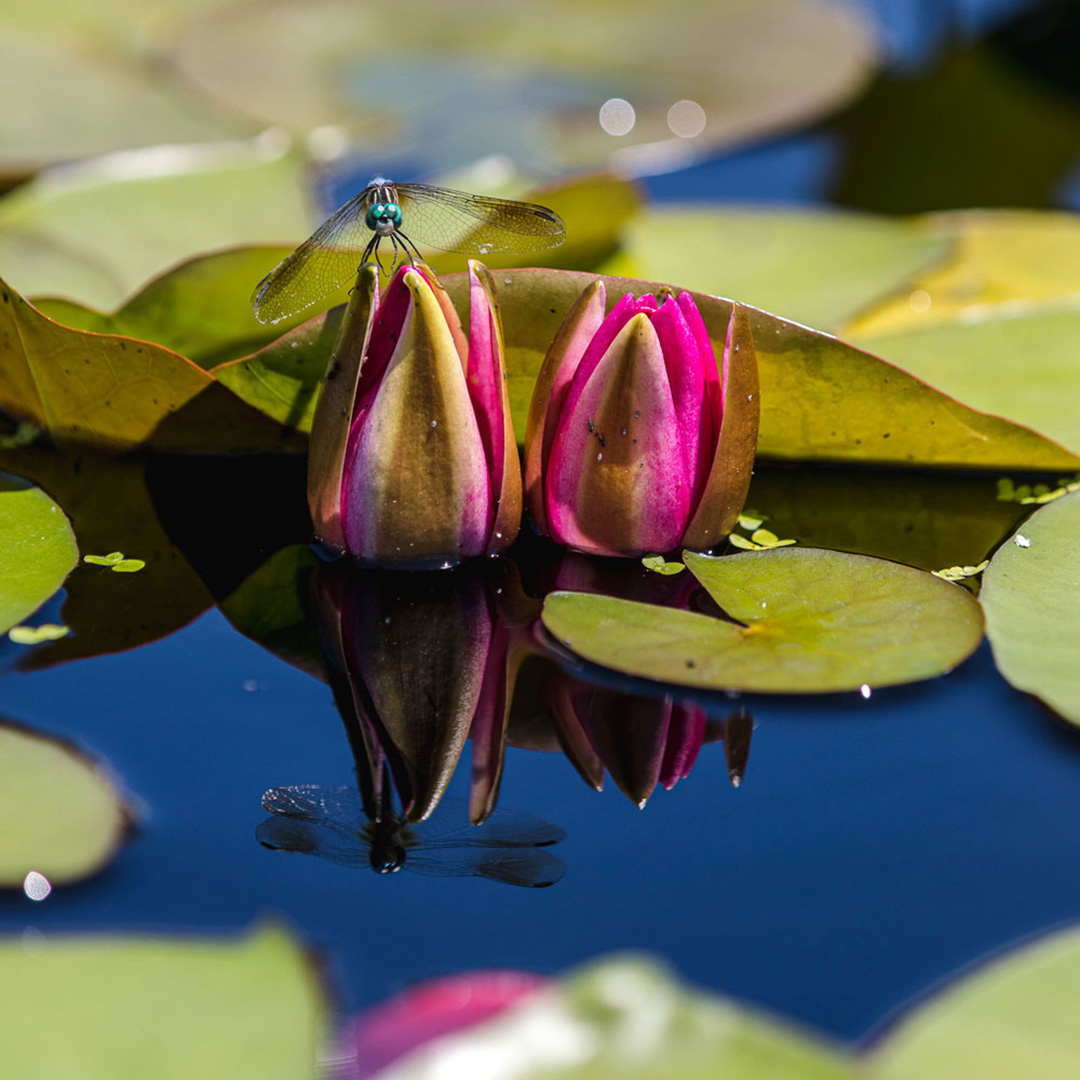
[261,783,364,828]
[395,184,566,255]
[417,804,567,848]
[404,846,565,888]
[255,815,369,869]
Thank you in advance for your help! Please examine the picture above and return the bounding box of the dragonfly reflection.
[251,177,566,323]
[257,784,567,888]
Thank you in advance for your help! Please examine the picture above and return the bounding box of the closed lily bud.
[524,282,759,557]
[308,261,521,566]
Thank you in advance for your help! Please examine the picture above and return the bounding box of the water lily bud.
[307,261,521,566]
[525,282,759,557]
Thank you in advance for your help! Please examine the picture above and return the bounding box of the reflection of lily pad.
[872,924,1080,1080]
[0,474,78,635]
[980,490,1080,726]
[170,0,876,173]
[542,548,984,693]
[0,719,129,886]
[0,925,325,1079]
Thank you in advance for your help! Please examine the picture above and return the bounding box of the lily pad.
[853,305,1080,459]
[0,924,325,1079]
[980,490,1080,726]
[444,270,1080,471]
[0,474,77,635]
[0,718,128,886]
[170,0,875,174]
[0,139,312,311]
[609,206,952,331]
[0,275,301,452]
[871,924,1080,1080]
[376,956,857,1079]
[33,245,303,369]
[542,548,984,693]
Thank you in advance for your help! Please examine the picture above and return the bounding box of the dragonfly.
[256,784,567,888]
[251,177,566,324]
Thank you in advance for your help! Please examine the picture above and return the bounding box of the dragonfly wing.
[251,189,376,324]
[395,184,566,256]
[261,783,365,828]
[256,816,370,869]
[404,846,566,888]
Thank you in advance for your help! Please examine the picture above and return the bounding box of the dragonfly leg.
[395,229,426,270]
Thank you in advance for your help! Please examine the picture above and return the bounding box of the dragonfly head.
[365,201,403,236]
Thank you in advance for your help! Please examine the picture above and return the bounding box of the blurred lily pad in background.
[0,718,129,887]
[168,0,877,175]
[0,473,77,635]
[0,925,325,1080]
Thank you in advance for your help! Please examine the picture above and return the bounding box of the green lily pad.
[0,21,250,182]
[542,548,984,693]
[0,140,312,311]
[0,275,302,452]
[382,956,857,1079]
[980,490,1080,726]
[608,206,952,331]
[0,474,78,635]
[0,924,324,1079]
[854,305,1080,459]
[444,270,1080,471]
[33,245,304,369]
[871,924,1080,1080]
[170,0,875,173]
[0,719,129,885]
[214,265,1079,470]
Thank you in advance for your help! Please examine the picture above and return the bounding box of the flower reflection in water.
[249,548,753,886]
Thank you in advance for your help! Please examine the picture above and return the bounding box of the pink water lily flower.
[524,281,759,558]
[307,261,520,566]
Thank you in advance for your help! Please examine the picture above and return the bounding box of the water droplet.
[596,452,603,462]
[621,427,628,436]
[23,871,51,902]
[1015,534,1031,548]
[634,410,640,418]
[478,243,492,255]
[860,684,872,699]
[430,420,437,428]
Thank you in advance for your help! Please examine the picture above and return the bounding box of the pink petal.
[349,972,545,1080]
[658,704,707,790]
[545,313,692,556]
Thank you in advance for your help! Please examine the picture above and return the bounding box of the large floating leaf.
[0,719,128,886]
[170,0,875,174]
[33,245,300,369]
[0,474,77,634]
[0,139,312,310]
[442,270,1079,471]
[0,276,301,452]
[0,925,324,1079]
[853,305,1080,459]
[378,956,857,1079]
[542,548,984,694]
[871,924,1080,1080]
[609,207,951,331]
[980,490,1080,726]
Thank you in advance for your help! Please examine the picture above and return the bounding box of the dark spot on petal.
[686,659,696,668]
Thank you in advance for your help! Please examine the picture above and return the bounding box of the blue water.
[4,601,1080,1043]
